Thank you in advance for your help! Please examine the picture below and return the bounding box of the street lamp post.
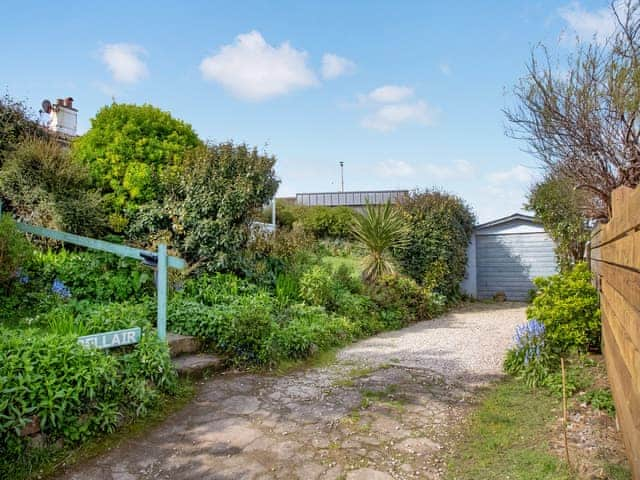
[339,161,344,192]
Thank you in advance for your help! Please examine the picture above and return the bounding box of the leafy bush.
[0,94,46,166]
[368,274,445,325]
[300,206,355,238]
[0,327,175,459]
[72,103,202,224]
[526,174,590,271]
[504,319,557,388]
[28,250,155,304]
[299,265,341,310]
[0,215,32,289]
[527,262,600,353]
[581,388,615,416]
[352,202,409,284]
[128,142,279,271]
[397,189,475,298]
[242,224,315,286]
[0,137,106,236]
[168,294,277,365]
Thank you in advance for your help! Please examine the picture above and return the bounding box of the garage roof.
[474,213,541,231]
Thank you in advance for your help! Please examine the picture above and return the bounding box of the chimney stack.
[49,96,78,136]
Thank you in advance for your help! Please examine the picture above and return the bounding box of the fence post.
[157,243,168,341]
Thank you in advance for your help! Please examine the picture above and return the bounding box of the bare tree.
[506,0,640,219]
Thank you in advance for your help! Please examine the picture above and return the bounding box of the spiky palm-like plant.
[352,201,409,284]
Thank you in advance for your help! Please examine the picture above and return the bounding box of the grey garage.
[461,213,558,301]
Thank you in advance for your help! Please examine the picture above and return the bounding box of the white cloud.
[558,2,617,43]
[375,159,416,177]
[439,63,452,76]
[200,31,318,101]
[100,43,148,84]
[361,100,438,132]
[321,53,356,79]
[486,165,536,184]
[424,159,474,180]
[365,85,414,103]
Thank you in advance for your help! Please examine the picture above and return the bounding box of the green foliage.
[526,174,589,271]
[396,190,475,298]
[0,327,176,458]
[352,202,409,284]
[300,206,355,238]
[0,94,45,166]
[261,203,356,239]
[29,250,155,304]
[527,262,601,353]
[0,215,32,289]
[581,388,615,416]
[299,265,341,309]
[128,142,279,271]
[368,274,446,325]
[72,103,202,222]
[0,137,106,236]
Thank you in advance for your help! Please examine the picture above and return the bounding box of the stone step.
[172,354,224,378]
[167,332,201,358]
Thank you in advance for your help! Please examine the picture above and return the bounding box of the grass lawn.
[321,254,363,276]
[447,378,573,480]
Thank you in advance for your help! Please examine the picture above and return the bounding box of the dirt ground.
[54,303,528,480]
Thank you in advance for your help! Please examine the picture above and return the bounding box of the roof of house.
[474,213,541,231]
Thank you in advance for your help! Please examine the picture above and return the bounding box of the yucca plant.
[352,201,409,284]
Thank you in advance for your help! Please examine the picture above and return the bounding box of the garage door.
[476,232,557,301]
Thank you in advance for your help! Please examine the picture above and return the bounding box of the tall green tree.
[72,103,202,228]
[128,142,279,271]
[526,174,589,271]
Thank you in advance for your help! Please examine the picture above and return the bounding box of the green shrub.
[0,94,46,165]
[273,305,354,359]
[242,224,315,286]
[527,262,600,353]
[72,103,202,223]
[299,265,340,309]
[127,142,279,272]
[0,215,32,289]
[299,206,355,238]
[0,137,106,236]
[396,189,475,299]
[28,250,155,304]
[168,295,277,365]
[0,327,175,458]
[581,388,615,416]
[368,274,445,324]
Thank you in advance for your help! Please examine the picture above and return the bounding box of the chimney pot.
[64,97,74,108]
[56,98,64,106]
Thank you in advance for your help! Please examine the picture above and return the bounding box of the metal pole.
[272,198,276,232]
[157,243,168,341]
[339,161,344,192]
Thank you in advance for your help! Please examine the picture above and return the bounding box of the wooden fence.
[590,186,640,479]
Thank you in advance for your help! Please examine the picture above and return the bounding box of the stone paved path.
[56,302,525,480]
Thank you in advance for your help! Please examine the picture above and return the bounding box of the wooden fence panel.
[590,185,640,479]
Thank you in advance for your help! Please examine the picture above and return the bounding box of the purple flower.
[52,279,71,299]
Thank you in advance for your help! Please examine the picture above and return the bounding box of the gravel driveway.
[56,302,525,480]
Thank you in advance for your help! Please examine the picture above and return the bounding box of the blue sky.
[1,1,617,221]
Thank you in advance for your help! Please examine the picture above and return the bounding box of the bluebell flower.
[513,318,546,362]
[15,269,29,284]
[52,279,71,299]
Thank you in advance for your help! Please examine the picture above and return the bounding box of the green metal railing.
[0,202,186,341]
